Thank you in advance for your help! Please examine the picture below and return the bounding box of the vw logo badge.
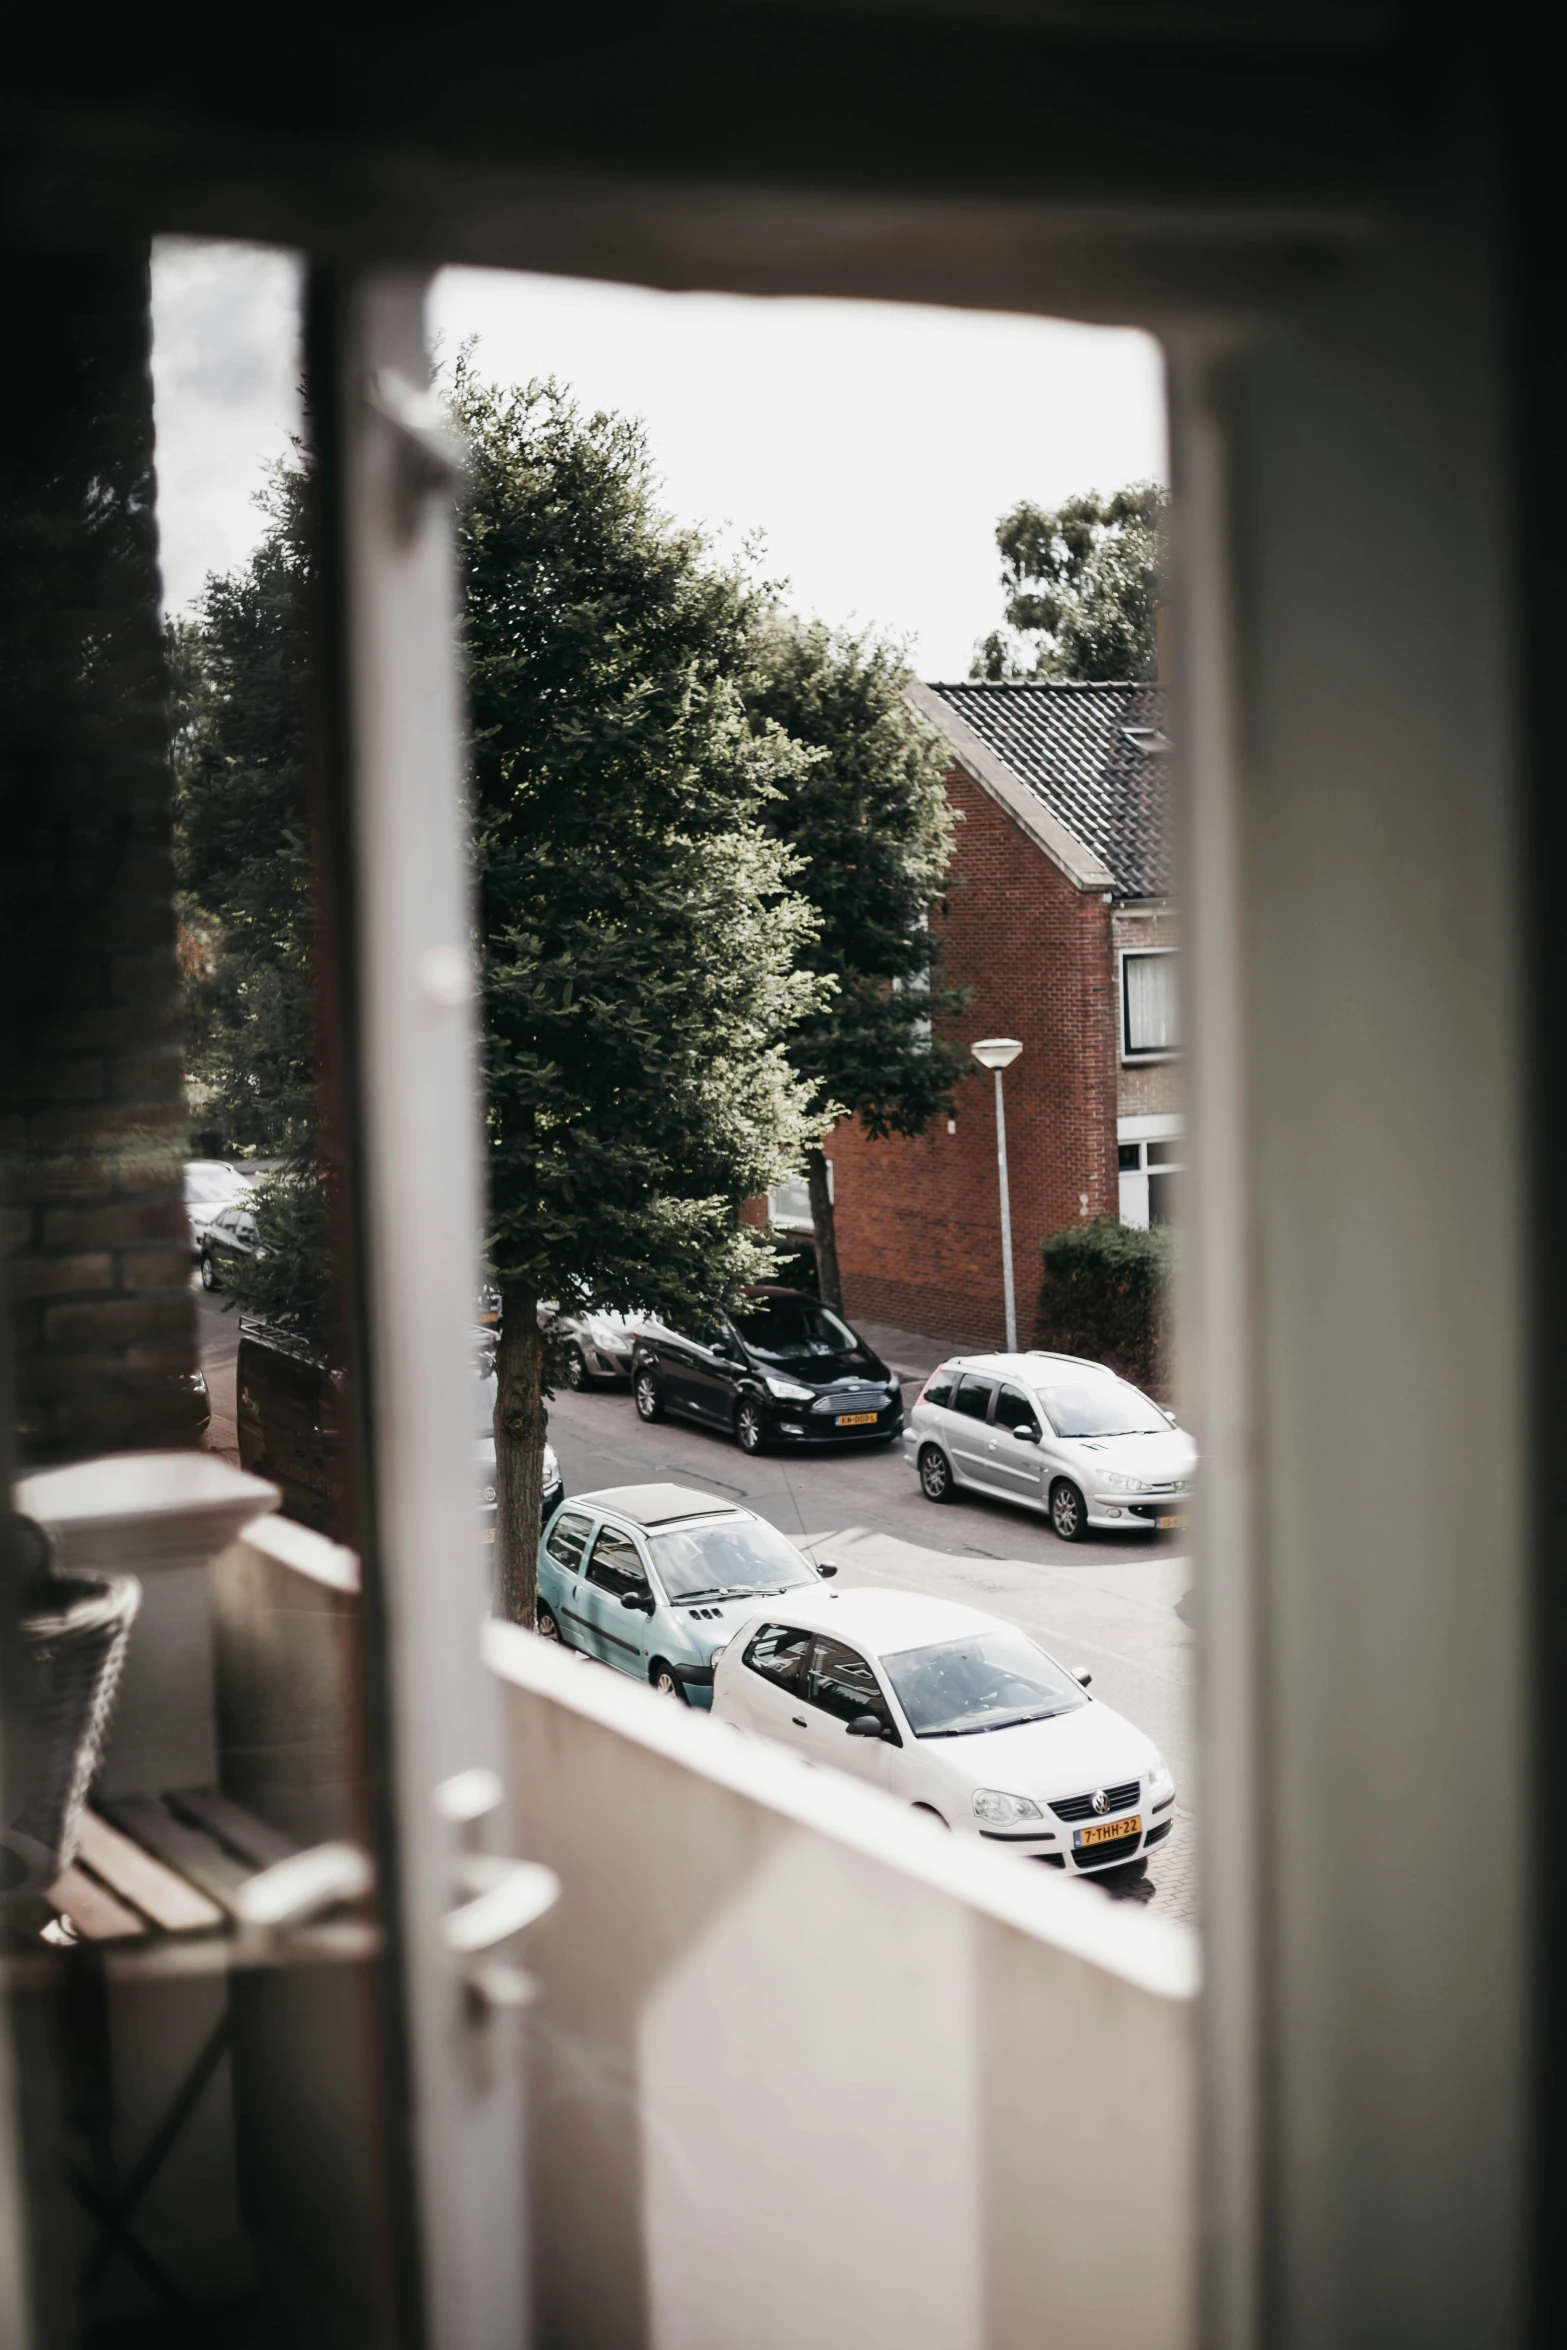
[1090,1789,1109,1816]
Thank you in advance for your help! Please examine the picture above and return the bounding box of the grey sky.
[152,241,1166,679]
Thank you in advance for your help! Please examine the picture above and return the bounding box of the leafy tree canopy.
[459,364,826,1337]
[747,615,966,1140]
[972,482,1166,683]
[171,470,314,1155]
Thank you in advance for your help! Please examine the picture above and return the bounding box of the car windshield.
[1036,1379,1170,1438]
[649,1516,818,1603]
[880,1626,1088,1738]
[731,1296,863,1366]
[186,1164,249,1204]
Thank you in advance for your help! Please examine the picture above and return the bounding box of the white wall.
[486,1623,1197,2350]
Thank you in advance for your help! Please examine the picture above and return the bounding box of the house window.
[1118,1119,1184,1227]
[1122,949,1178,1059]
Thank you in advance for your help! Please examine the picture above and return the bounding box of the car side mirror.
[846,1712,884,1738]
[621,1589,655,1613]
[1013,1423,1040,1444]
[815,1559,839,1578]
[1072,1666,1092,1687]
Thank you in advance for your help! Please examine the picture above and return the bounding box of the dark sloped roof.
[923,680,1172,900]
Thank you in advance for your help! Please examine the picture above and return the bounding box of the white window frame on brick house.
[1120,946,1180,1062]
[1118,1113,1184,1229]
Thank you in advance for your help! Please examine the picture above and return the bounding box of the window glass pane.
[805,1637,889,1725]
[546,1510,593,1573]
[730,1295,860,1364]
[1118,1141,1142,1170]
[586,1526,648,1598]
[1147,1138,1182,1167]
[881,1627,1088,1738]
[1124,952,1178,1054]
[649,1516,815,1602]
[1037,1379,1168,1437]
[743,1622,814,1689]
[994,1384,1037,1432]
[952,1375,995,1421]
[923,1371,955,1408]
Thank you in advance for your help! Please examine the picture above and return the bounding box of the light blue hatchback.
[536,1481,833,1705]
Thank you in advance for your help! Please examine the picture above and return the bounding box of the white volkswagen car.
[712,1586,1175,1880]
[902,1349,1195,1542]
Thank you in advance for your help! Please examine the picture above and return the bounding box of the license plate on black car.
[836,1411,878,1427]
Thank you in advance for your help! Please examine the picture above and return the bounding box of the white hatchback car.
[903,1349,1196,1542]
[712,1586,1175,1879]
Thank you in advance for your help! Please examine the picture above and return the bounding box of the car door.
[541,1506,598,1651]
[681,1312,743,1425]
[650,1318,703,1418]
[578,1521,658,1677]
[799,1636,898,1788]
[946,1372,998,1487]
[733,1619,816,1745]
[986,1383,1047,1505]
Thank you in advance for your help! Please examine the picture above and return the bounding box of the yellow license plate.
[1158,1514,1186,1530]
[1074,1814,1141,1849]
[836,1411,878,1426]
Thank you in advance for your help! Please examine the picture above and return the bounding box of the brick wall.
[831,762,1118,1347]
[0,250,197,1464]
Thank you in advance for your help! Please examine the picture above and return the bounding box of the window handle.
[435,1770,561,2015]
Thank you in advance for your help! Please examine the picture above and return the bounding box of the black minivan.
[629,1285,904,1454]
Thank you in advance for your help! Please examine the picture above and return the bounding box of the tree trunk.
[494,1280,547,1625]
[806,1146,843,1311]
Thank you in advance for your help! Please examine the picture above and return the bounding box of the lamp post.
[971,1037,1024,1351]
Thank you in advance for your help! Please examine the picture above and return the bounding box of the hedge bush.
[1034,1218,1172,1396]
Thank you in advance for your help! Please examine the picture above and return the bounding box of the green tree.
[971,483,1166,683]
[171,470,315,1155]
[456,369,826,1623]
[745,617,968,1307]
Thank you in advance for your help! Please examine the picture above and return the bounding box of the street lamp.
[971,1037,1024,1351]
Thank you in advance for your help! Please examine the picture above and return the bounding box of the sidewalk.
[849,1314,951,1387]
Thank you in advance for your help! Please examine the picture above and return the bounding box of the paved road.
[195,1276,241,1461]
[547,1374,1198,1922]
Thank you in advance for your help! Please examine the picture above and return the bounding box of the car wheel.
[1050,1478,1089,1543]
[918,1444,954,1502]
[536,1604,563,1644]
[735,1398,765,1454]
[633,1368,664,1422]
[200,1252,218,1292]
[650,1659,688,1703]
[911,1803,950,1828]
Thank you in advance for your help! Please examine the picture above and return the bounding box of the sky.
[151,241,1166,682]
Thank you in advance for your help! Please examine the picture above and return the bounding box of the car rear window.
[923,1368,955,1407]
[545,1510,592,1573]
[951,1375,995,1422]
[742,1623,813,1689]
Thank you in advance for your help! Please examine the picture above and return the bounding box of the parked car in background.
[713,1585,1174,1879]
[630,1285,902,1454]
[535,1482,837,1704]
[550,1304,639,1387]
[475,1353,564,1537]
[904,1350,1195,1541]
[199,1201,263,1292]
[184,1158,254,1251]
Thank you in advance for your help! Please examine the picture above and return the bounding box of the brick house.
[813,678,1179,1349]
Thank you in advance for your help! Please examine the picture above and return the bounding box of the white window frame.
[1119,946,1180,1063]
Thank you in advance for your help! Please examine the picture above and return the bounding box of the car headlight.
[972,1788,1044,1828]
[1101,1471,1146,1493]
[1146,1760,1176,1809]
[764,1374,815,1402]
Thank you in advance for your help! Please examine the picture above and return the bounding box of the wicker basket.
[6,1522,141,1875]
